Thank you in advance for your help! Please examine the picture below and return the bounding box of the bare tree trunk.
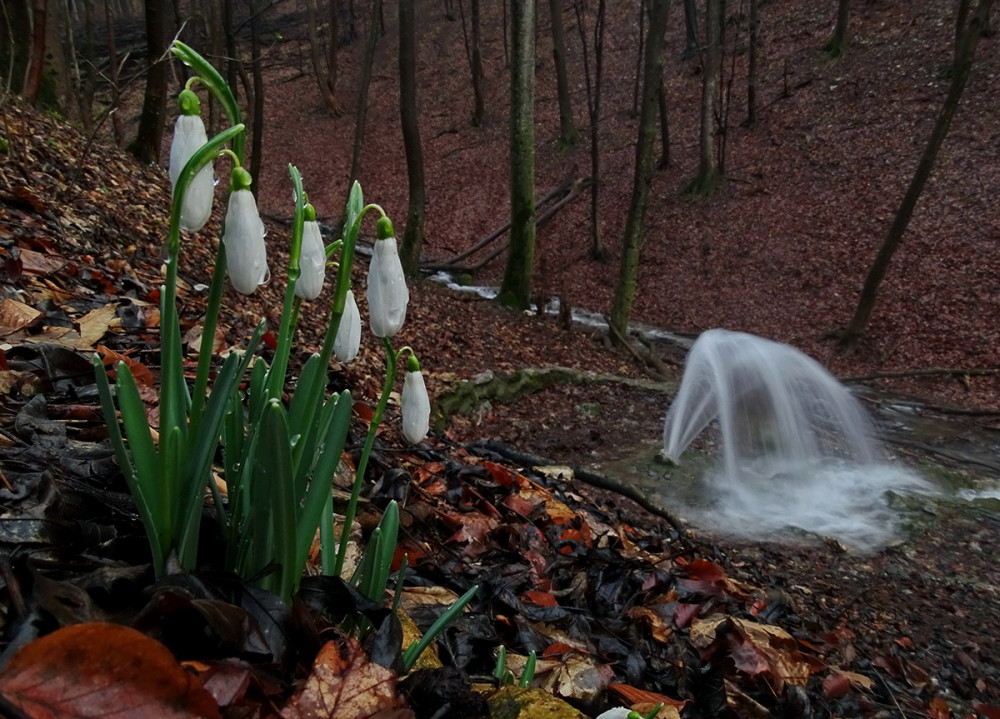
[398,0,426,276]
[574,0,607,261]
[825,0,850,58]
[306,0,341,114]
[128,0,169,164]
[24,0,48,104]
[632,0,645,116]
[348,0,382,187]
[955,0,971,64]
[746,0,758,127]
[840,0,995,348]
[657,75,670,168]
[104,0,124,144]
[249,0,265,198]
[458,0,485,125]
[682,0,699,59]
[499,0,537,311]
[327,0,340,102]
[610,0,669,344]
[549,0,578,147]
[690,0,721,193]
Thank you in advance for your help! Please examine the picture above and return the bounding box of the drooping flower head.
[366,217,409,338]
[296,202,326,301]
[168,87,215,232]
[334,289,362,363]
[401,354,430,445]
[222,167,269,294]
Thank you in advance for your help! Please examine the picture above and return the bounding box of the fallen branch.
[840,367,1000,383]
[466,439,694,542]
[420,173,590,273]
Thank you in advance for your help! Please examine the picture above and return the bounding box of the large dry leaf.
[76,303,118,348]
[281,638,413,719]
[0,297,42,334]
[0,622,220,718]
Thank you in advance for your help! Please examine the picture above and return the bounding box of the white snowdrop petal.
[169,115,214,232]
[295,220,327,300]
[367,237,409,337]
[334,289,362,363]
[401,370,430,445]
[223,190,269,294]
[594,710,634,719]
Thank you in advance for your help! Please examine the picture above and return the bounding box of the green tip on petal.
[177,88,200,116]
[304,203,316,222]
[376,216,394,240]
[405,354,420,372]
[230,166,253,192]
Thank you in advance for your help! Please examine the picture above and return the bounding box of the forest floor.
[1,0,1000,717]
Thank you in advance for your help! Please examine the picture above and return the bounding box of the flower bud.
[334,289,361,363]
[223,188,269,294]
[296,219,326,300]
[401,358,430,445]
[367,235,409,337]
[168,113,214,232]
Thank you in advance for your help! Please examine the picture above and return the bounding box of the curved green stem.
[171,41,244,161]
[333,336,396,577]
[265,165,307,403]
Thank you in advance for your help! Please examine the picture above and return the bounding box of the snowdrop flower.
[594,710,638,719]
[366,217,409,337]
[168,88,214,232]
[401,355,430,445]
[296,211,326,300]
[222,168,269,294]
[334,289,361,363]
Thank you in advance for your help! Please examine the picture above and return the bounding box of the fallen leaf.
[0,297,42,334]
[77,303,118,348]
[281,638,413,719]
[0,622,220,718]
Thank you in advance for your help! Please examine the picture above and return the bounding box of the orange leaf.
[281,638,412,719]
[928,696,951,719]
[974,703,1000,719]
[684,558,727,582]
[482,461,516,488]
[0,622,220,718]
[523,590,558,607]
[96,344,154,387]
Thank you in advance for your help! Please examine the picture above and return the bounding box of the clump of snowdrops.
[94,43,475,658]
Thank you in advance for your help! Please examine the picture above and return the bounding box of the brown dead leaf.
[77,303,118,348]
[0,297,42,334]
[281,638,413,719]
[19,247,68,276]
[727,618,811,690]
[0,622,220,718]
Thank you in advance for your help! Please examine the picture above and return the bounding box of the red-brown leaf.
[0,622,220,718]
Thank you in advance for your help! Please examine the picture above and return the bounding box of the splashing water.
[663,329,928,549]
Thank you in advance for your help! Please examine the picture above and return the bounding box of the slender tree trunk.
[128,0,169,164]
[825,0,850,58]
[632,0,645,116]
[499,0,536,311]
[104,0,123,144]
[657,75,670,168]
[955,0,971,64]
[223,0,238,101]
[841,0,995,348]
[348,0,382,187]
[398,0,426,276]
[327,0,340,102]
[574,0,607,261]
[549,0,578,147]
[746,0,758,127]
[249,0,264,198]
[682,0,699,59]
[470,0,485,125]
[24,0,48,104]
[609,0,669,344]
[690,0,720,193]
